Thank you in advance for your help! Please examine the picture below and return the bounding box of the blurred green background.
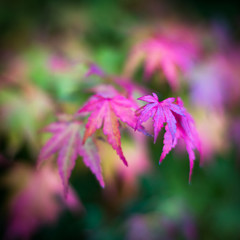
[0,0,240,239]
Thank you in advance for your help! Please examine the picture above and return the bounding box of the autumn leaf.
[136,93,201,181]
[125,36,197,91]
[3,163,82,239]
[77,85,143,166]
[38,119,104,196]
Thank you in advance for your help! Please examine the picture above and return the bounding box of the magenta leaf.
[77,85,143,166]
[78,136,105,188]
[38,119,104,196]
[5,164,82,239]
[136,93,201,181]
[85,63,106,78]
[125,36,197,91]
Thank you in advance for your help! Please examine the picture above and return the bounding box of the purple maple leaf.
[85,63,106,78]
[136,93,201,181]
[38,119,104,196]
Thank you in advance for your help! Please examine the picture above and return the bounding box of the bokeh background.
[0,0,240,239]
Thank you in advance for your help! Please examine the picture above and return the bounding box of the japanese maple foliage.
[136,93,201,181]
[77,85,143,166]
[4,164,82,240]
[38,117,104,196]
[125,36,197,91]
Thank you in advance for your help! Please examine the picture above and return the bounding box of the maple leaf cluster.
[38,82,149,196]
[38,65,201,196]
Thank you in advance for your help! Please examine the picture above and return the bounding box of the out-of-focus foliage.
[1,163,82,240]
[0,0,240,239]
[124,27,199,91]
[0,84,54,156]
[38,115,105,196]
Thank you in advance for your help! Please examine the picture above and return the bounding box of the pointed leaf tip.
[152,92,158,100]
[123,160,128,167]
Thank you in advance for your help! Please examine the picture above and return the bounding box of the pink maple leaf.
[136,93,201,181]
[4,164,82,240]
[38,119,104,196]
[125,36,197,91]
[77,86,142,166]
